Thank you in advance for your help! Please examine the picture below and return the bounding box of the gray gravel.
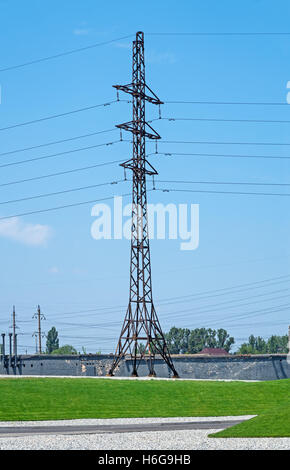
[0,428,289,450]
[0,415,255,427]
[0,416,289,450]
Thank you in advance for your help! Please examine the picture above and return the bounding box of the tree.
[165,327,235,354]
[237,334,288,354]
[267,335,288,353]
[165,327,191,354]
[238,335,267,354]
[46,327,59,354]
[188,328,207,353]
[216,329,235,352]
[51,345,77,355]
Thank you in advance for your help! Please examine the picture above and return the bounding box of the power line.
[56,321,119,330]
[19,279,290,323]
[147,32,290,36]
[161,301,290,328]
[157,187,290,197]
[152,151,290,160]
[164,100,288,106]
[159,287,290,312]
[157,139,290,146]
[39,287,290,323]
[0,139,122,169]
[7,111,290,157]
[157,179,290,187]
[160,252,290,277]
[39,289,289,330]
[211,318,288,330]
[0,180,124,206]
[162,307,289,332]
[159,289,289,318]
[0,191,133,220]
[48,305,126,319]
[161,292,290,321]
[0,100,126,132]
[180,309,289,330]
[11,160,284,195]
[0,159,124,188]
[59,335,117,340]
[0,34,134,72]
[45,274,290,320]
[0,128,118,157]
[156,274,290,303]
[213,302,290,325]
[160,116,290,124]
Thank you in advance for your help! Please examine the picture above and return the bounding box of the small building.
[198,347,229,356]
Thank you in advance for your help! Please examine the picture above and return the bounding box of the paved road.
[0,420,243,437]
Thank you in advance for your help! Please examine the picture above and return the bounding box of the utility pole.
[8,333,12,368]
[10,305,18,356]
[12,305,16,356]
[1,333,5,361]
[32,332,38,354]
[108,31,178,378]
[32,305,46,354]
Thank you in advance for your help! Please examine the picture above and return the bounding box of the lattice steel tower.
[108,32,178,378]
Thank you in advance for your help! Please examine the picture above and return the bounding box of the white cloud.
[0,218,52,246]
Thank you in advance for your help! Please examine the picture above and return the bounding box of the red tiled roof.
[199,348,229,355]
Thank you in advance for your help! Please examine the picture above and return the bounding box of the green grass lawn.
[211,404,290,438]
[0,377,289,437]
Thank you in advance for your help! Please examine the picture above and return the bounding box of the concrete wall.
[125,354,290,380]
[1,353,290,380]
[0,354,114,377]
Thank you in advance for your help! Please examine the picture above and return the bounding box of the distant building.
[198,348,229,356]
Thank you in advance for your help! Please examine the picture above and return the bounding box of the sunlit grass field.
[0,377,289,437]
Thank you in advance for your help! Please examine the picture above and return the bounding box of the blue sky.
[0,0,289,353]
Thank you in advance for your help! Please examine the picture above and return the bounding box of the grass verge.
[210,404,290,438]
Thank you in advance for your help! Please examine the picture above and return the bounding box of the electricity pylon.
[32,305,46,354]
[108,31,178,378]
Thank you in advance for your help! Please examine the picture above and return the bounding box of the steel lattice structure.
[108,32,178,378]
